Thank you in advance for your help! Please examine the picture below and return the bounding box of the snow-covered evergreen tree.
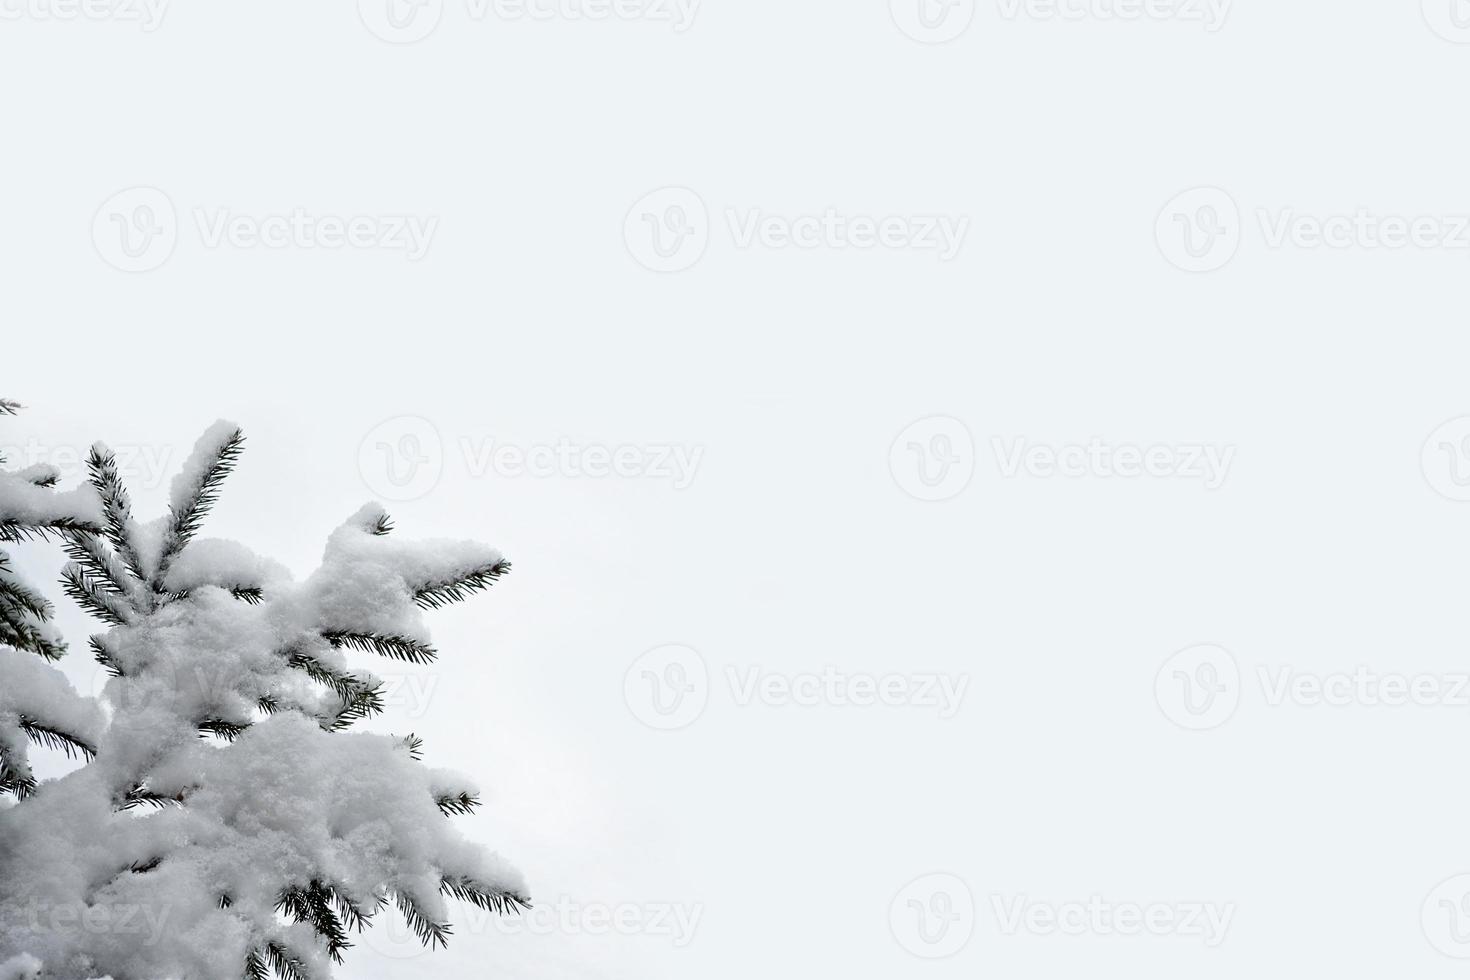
[0,406,528,980]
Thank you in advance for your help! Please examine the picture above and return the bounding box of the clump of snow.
[165,421,241,521]
[160,538,290,597]
[0,478,100,530]
[305,505,504,644]
[0,649,103,739]
[0,953,40,980]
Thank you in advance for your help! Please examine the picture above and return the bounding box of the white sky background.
[7,1,1470,978]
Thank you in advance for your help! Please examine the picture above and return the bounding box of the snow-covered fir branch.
[0,405,528,980]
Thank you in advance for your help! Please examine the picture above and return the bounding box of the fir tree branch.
[412,559,512,611]
[62,529,140,603]
[278,882,353,965]
[156,426,245,580]
[91,634,124,676]
[0,398,22,415]
[333,891,376,934]
[164,584,267,607]
[0,566,53,621]
[0,515,103,544]
[0,609,66,660]
[85,444,148,586]
[118,785,188,811]
[393,890,452,949]
[61,562,134,626]
[21,465,60,488]
[285,651,367,702]
[261,941,311,980]
[398,734,424,761]
[440,875,532,915]
[19,717,97,760]
[325,683,386,732]
[243,949,269,980]
[434,792,481,817]
[198,719,250,742]
[0,750,37,799]
[322,630,437,665]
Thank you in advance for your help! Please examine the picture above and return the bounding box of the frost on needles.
[0,404,528,980]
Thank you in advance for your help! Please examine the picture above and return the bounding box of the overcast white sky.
[7,1,1470,977]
